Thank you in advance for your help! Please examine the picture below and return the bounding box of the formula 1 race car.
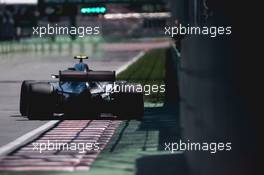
[19,55,144,120]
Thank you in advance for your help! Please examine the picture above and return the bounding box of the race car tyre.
[20,80,35,116]
[113,84,144,120]
[27,82,55,120]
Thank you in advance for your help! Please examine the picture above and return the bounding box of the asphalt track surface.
[0,40,171,172]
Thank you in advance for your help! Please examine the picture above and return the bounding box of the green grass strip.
[117,48,166,103]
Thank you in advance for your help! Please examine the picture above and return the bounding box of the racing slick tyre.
[27,82,55,120]
[20,80,36,116]
[113,84,144,120]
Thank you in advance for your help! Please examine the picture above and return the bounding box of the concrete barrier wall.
[166,0,258,174]
[177,17,256,175]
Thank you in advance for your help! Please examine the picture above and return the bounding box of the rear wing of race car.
[56,70,116,82]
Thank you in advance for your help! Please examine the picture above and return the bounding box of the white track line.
[116,51,145,74]
[0,121,58,156]
[0,51,145,157]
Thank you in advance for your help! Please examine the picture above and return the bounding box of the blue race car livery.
[20,55,144,120]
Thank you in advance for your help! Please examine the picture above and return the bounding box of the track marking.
[0,120,121,172]
[116,51,145,74]
[0,121,58,156]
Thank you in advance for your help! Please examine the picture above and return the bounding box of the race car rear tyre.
[27,82,55,120]
[113,87,144,120]
[20,80,35,116]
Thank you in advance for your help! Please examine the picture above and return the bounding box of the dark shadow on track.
[110,120,130,152]
[135,106,190,175]
[136,154,189,175]
[135,49,189,175]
